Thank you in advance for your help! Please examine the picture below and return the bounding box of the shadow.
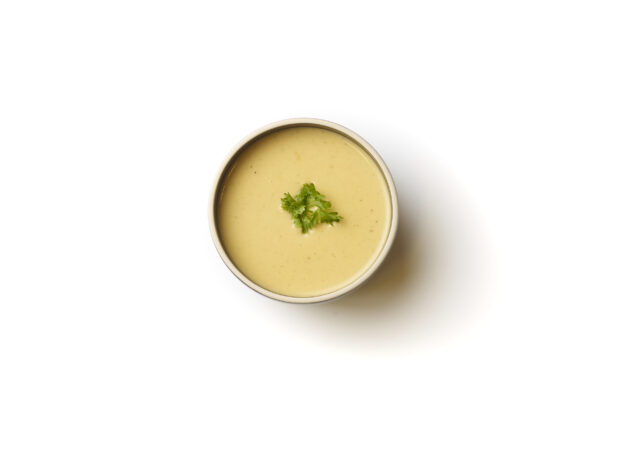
[264,130,491,351]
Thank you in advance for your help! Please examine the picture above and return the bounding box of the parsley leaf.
[281,183,342,233]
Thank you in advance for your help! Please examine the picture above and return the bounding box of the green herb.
[281,183,342,233]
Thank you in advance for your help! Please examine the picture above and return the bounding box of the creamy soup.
[216,126,391,297]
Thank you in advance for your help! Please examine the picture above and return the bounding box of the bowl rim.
[209,118,399,304]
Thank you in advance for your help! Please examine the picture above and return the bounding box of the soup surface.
[216,126,391,297]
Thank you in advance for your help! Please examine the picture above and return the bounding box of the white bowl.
[209,118,399,304]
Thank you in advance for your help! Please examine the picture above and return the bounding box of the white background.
[1,0,617,456]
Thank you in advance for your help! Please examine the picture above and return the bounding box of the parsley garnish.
[281,183,342,233]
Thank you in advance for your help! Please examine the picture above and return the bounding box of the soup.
[216,126,392,297]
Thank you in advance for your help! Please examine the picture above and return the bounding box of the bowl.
[209,118,398,304]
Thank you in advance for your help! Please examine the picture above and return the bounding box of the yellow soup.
[216,126,391,297]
